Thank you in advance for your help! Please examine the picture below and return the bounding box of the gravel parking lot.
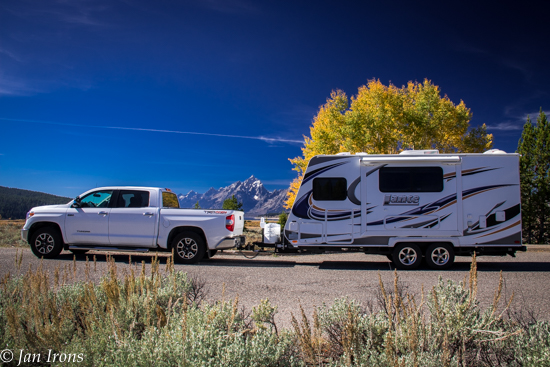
[1,247,549,328]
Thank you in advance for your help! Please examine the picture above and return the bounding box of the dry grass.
[0,219,26,247]
[1,252,548,366]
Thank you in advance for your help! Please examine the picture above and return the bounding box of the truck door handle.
[143,212,154,216]
[98,211,109,216]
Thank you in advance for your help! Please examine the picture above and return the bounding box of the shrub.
[1,253,549,366]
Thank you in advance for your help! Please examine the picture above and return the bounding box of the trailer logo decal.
[384,194,420,205]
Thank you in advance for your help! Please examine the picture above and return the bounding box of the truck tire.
[30,227,63,259]
[172,232,206,264]
[425,243,454,270]
[392,243,422,270]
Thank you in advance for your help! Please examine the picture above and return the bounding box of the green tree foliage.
[286,79,493,208]
[222,195,243,211]
[517,109,550,244]
[0,186,72,219]
[193,201,201,209]
[278,212,288,228]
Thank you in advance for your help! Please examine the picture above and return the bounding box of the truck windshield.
[162,192,180,208]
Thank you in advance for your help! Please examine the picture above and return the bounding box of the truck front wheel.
[425,243,454,270]
[30,227,63,259]
[172,232,206,264]
[392,243,422,270]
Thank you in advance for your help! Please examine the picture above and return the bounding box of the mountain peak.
[177,176,288,215]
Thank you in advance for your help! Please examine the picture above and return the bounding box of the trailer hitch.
[236,241,278,259]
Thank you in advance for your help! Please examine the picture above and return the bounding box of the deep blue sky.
[1,0,548,198]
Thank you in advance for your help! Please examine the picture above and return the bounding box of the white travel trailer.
[279,149,525,270]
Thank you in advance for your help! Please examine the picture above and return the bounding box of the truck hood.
[32,203,72,211]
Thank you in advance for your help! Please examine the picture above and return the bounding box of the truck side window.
[115,190,150,208]
[79,190,113,208]
[313,177,347,201]
[162,192,180,208]
[379,167,443,192]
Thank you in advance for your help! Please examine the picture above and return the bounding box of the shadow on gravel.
[318,261,394,271]
[199,259,296,268]
[55,252,550,272]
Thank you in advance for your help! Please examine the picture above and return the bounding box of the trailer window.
[379,167,443,192]
[313,177,347,201]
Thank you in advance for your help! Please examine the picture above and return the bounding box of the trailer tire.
[172,231,206,264]
[392,243,422,270]
[30,227,63,259]
[425,243,454,270]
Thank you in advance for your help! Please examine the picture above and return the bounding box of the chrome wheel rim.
[35,233,55,254]
[176,237,198,259]
[398,247,418,265]
[431,247,450,265]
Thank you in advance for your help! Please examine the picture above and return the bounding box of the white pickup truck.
[21,186,245,263]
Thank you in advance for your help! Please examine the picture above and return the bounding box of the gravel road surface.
[1,247,549,328]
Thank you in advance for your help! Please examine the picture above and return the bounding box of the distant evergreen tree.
[278,212,288,228]
[222,195,243,211]
[0,186,72,219]
[194,201,201,209]
[517,109,550,244]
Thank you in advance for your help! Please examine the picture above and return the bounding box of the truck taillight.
[226,214,235,232]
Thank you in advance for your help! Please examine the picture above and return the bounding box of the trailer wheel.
[172,232,205,264]
[30,227,63,259]
[392,243,422,270]
[425,243,454,270]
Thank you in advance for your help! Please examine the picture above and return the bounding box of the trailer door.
[361,156,462,238]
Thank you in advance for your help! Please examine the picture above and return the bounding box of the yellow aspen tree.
[285,79,493,208]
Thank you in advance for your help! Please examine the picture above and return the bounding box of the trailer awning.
[361,156,461,164]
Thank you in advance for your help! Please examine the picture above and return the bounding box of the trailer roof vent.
[483,149,507,154]
[399,150,439,155]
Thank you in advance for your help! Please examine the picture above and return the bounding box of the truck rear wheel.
[30,227,63,259]
[425,243,454,270]
[392,243,422,270]
[172,232,206,264]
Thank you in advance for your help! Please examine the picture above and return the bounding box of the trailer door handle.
[143,212,154,216]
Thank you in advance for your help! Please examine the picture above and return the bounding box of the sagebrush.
[1,254,548,366]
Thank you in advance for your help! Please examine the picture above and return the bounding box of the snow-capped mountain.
[178,176,288,216]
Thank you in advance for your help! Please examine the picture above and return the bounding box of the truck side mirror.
[72,197,81,208]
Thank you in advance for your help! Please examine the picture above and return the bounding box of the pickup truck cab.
[21,186,245,263]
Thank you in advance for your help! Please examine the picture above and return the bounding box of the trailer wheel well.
[167,227,207,250]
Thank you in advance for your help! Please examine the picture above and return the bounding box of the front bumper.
[21,229,29,242]
[215,236,246,249]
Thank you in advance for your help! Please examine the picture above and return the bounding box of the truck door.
[108,189,158,247]
[65,190,113,245]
